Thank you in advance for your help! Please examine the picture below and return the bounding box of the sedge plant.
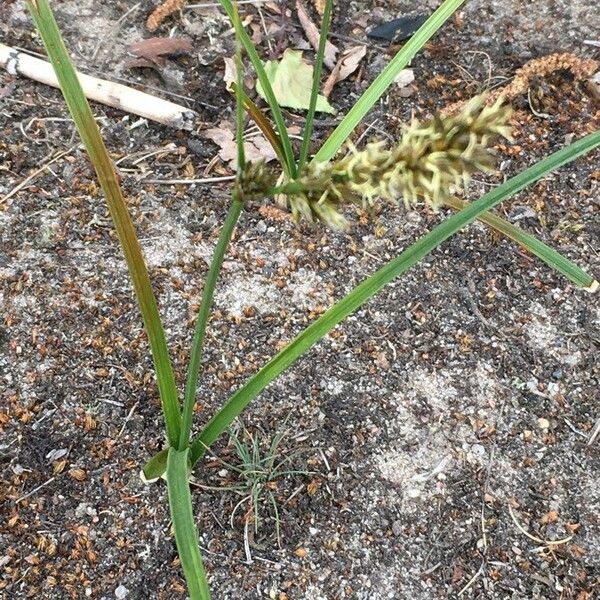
[25,0,599,597]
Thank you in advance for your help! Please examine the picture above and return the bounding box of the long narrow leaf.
[218,0,297,177]
[186,130,599,466]
[313,0,466,162]
[27,0,182,446]
[443,196,597,290]
[179,201,243,450]
[233,3,246,177]
[298,0,333,170]
[142,130,600,480]
[166,448,211,599]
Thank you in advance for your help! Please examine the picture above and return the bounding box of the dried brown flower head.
[442,53,598,115]
[239,160,278,200]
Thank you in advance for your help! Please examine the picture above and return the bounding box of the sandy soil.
[1,1,599,599]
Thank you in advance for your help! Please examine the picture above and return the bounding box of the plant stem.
[233,2,246,178]
[298,0,333,171]
[179,200,244,450]
[179,4,247,450]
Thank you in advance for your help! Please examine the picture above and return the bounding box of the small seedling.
[202,420,310,548]
[24,0,599,597]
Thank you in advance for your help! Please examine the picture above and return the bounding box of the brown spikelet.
[239,160,277,200]
[147,0,186,32]
[258,205,293,223]
[443,53,598,115]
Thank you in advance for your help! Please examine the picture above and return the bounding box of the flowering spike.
[274,95,512,229]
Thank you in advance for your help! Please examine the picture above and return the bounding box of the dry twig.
[507,504,573,547]
[0,43,198,130]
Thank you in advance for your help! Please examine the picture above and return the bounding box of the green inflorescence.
[272,96,512,229]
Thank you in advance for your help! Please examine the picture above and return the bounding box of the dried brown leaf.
[323,45,366,97]
[130,37,192,66]
[205,122,277,169]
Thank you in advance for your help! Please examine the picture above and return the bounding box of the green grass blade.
[183,131,599,467]
[233,2,246,176]
[166,448,211,599]
[443,196,597,290]
[27,0,182,446]
[218,0,297,177]
[297,0,333,171]
[179,200,243,450]
[313,0,466,163]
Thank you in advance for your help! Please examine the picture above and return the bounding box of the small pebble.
[472,444,486,456]
[407,487,421,498]
[115,585,129,599]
